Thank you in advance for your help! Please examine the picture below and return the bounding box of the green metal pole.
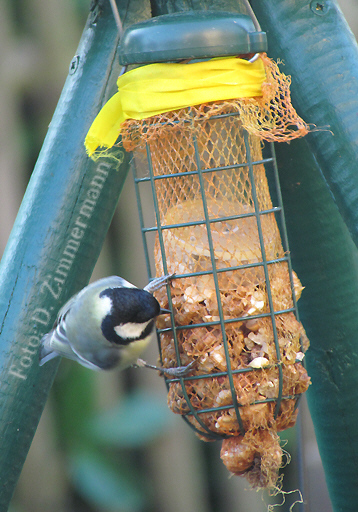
[0,1,143,507]
[250,2,358,511]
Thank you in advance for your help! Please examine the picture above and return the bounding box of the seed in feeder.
[198,354,216,372]
[209,345,226,368]
[215,389,233,406]
[258,379,279,399]
[247,293,265,315]
[245,318,260,332]
[204,288,214,299]
[244,337,255,350]
[249,357,270,368]
[247,331,268,350]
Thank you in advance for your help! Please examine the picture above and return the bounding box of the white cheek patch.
[97,295,112,317]
[114,320,151,340]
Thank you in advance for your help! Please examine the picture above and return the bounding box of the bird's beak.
[160,308,171,315]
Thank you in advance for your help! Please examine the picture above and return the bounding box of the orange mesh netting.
[122,54,310,489]
[121,54,308,152]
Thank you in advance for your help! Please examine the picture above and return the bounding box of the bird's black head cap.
[99,287,161,345]
[100,287,161,323]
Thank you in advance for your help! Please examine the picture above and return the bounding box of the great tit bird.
[39,274,194,376]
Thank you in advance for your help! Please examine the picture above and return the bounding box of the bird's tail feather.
[38,340,59,366]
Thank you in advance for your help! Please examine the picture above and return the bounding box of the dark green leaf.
[86,390,174,448]
[70,451,145,511]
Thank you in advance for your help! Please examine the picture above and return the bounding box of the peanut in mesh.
[220,429,283,489]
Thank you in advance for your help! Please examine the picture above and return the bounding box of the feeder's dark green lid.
[118,11,267,65]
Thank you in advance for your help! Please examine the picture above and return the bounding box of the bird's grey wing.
[39,314,75,365]
[44,293,77,338]
[74,346,121,370]
[39,324,101,370]
[39,293,79,366]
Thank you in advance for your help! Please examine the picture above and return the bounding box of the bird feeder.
[85,11,311,490]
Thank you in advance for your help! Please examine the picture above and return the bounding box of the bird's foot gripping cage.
[85,11,311,490]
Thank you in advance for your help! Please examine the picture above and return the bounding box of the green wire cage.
[114,11,311,489]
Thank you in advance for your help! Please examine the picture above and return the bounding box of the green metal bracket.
[0,1,140,507]
[250,1,358,511]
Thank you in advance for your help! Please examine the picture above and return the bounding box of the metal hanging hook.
[242,0,262,31]
[109,0,123,37]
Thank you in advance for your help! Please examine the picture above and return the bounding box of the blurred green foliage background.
[1,1,357,511]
